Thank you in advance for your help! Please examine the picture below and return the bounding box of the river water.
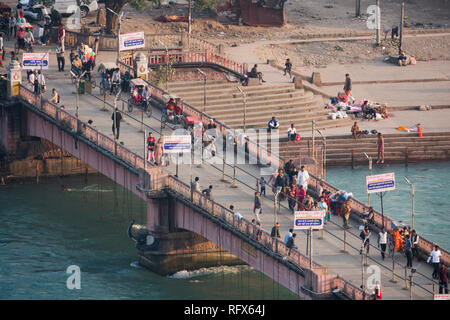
[326,162,450,250]
[0,175,298,300]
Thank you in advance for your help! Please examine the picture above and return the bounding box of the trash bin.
[78,81,85,94]
[85,80,92,94]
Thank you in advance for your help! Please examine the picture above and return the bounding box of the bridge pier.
[138,194,242,276]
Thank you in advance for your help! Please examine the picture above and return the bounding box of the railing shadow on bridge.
[17,84,370,300]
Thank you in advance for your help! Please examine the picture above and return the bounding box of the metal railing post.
[390,252,398,283]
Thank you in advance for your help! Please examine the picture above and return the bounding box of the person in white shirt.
[284,228,293,245]
[377,227,388,260]
[29,70,36,87]
[296,165,309,191]
[427,245,442,279]
[410,229,419,259]
[287,123,297,141]
[37,70,46,93]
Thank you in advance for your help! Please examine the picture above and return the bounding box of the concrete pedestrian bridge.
[0,50,448,300]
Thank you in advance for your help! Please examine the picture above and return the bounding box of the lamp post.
[107,8,123,64]
[399,1,405,55]
[404,177,415,229]
[316,129,326,180]
[363,152,373,206]
[197,68,206,113]
[158,39,169,91]
[273,189,280,224]
[235,87,246,132]
[75,70,86,133]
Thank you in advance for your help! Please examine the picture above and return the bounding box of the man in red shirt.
[297,185,306,210]
[146,132,156,163]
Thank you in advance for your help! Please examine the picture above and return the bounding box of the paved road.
[16,45,437,300]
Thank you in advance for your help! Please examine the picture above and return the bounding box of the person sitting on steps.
[249,64,266,84]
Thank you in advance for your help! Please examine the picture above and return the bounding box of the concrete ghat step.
[170,85,297,99]
[169,82,294,94]
[168,80,234,89]
[184,90,308,105]
[205,96,323,114]
[223,109,331,126]
[206,103,326,119]
[228,117,352,132]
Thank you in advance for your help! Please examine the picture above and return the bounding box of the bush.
[194,0,217,12]
[129,0,148,12]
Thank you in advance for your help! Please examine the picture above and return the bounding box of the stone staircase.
[167,80,352,132]
[275,132,450,166]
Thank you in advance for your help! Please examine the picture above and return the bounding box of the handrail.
[17,84,371,300]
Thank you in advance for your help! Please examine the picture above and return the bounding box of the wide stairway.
[276,132,450,166]
[167,80,352,132]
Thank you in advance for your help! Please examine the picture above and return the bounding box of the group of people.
[26,69,46,95]
[70,43,96,81]
[146,132,164,165]
[328,74,389,121]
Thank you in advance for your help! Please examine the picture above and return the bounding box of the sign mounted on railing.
[294,211,323,230]
[366,172,395,194]
[119,32,145,51]
[163,135,191,154]
[22,53,49,70]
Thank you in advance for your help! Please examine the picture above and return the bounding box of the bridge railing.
[147,50,245,74]
[17,84,372,299]
[18,85,150,175]
[117,59,282,171]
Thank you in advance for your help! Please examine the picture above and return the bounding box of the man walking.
[111,109,122,140]
[191,176,201,193]
[427,245,442,279]
[286,233,298,251]
[410,230,419,259]
[283,58,292,78]
[297,166,310,192]
[147,132,156,163]
[377,227,388,260]
[253,191,262,224]
[404,235,413,268]
[438,263,449,294]
[284,228,293,245]
[56,46,65,72]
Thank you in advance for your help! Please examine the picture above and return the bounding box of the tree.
[194,0,217,12]
[105,0,130,34]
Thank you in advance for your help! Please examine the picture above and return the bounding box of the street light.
[158,39,169,90]
[197,68,206,113]
[273,189,281,224]
[404,176,415,229]
[72,70,86,133]
[316,129,326,180]
[363,152,373,206]
[107,8,123,63]
[235,87,246,132]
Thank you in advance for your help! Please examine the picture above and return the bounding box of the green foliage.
[152,58,176,89]
[129,0,148,12]
[194,0,217,12]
